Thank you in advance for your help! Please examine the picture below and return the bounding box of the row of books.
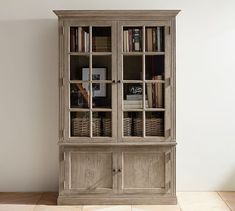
[92,36,111,52]
[123,28,142,52]
[70,27,90,52]
[146,75,163,108]
[146,27,164,52]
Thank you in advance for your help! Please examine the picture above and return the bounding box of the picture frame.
[82,67,106,97]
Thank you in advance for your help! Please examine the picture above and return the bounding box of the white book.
[126,95,143,100]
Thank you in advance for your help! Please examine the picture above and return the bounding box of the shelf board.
[69,52,112,56]
[122,52,165,56]
[58,141,177,146]
[69,108,112,112]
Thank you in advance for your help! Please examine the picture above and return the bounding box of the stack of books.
[145,27,164,52]
[92,36,111,52]
[70,27,90,52]
[124,100,149,109]
[123,28,142,52]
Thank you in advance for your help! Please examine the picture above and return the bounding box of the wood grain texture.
[123,152,165,189]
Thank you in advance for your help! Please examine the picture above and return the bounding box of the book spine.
[70,28,75,52]
[133,29,140,51]
[156,75,163,107]
[123,30,127,52]
[75,27,78,52]
[152,29,156,52]
[156,27,161,52]
[78,27,82,52]
[128,29,132,52]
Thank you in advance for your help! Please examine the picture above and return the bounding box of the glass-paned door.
[64,22,117,142]
[118,21,172,142]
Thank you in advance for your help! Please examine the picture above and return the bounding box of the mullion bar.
[142,26,146,138]
[89,25,93,138]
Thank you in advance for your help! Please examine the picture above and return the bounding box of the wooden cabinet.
[54,10,179,205]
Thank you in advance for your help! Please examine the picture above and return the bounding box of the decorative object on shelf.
[82,67,106,97]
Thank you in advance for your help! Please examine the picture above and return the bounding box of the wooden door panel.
[120,147,172,194]
[70,152,113,190]
[123,152,165,189]
[63,148,117,194]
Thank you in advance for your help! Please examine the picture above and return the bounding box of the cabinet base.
[57,196,177,205]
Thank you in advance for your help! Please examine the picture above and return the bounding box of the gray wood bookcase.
[54,10,179,205]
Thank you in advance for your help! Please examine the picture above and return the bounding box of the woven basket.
[133,118,143,136]
[103,118,112,137]
[146,118,164,136]
[92,118,101,136]
[123,117,132,136]
[72,117,90,137]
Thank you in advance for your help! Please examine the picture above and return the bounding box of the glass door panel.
[123,56,142,80]
[67,23,116,141]
[92,27,111,52]
[119,22,168,141]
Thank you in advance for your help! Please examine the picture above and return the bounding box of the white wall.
[0,0,235,192]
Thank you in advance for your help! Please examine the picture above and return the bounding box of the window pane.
[123,112,143,137]
[92,56,111,80]
[92,27,111,52]
[71,112,90,137]
[145,26,164,52]
[70,83,90,108]
[92,112,112,137]
[145,55,164,80]
[123,27,142,52]
[145,82,164,108]
[70,26,90,52]
[92,83,111,108]
[123,56,142,80]
[145,112,164,136]
[70,55,89,80]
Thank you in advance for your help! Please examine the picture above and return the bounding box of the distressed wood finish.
[54,10,179,205]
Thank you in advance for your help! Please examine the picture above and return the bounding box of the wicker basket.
[103,118,112,137]
[133,118,143,136]
[146,118,164,136]
[123,117,132,136]
[72,117,90,137]
[92,118,101,136]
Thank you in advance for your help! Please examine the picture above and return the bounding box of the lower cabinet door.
[61,147,117,194]
[119,146,174,194]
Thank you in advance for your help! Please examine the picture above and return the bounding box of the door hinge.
[168,26,171,35]
[165,77,171,87]
[165,181,171,190]
[61,26,64,36]
[165,128,171,138]
[165,152,171,163]
[59,77,64,87]
[60,129,64,139]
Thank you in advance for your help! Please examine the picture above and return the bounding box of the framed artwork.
[82,67,106,97]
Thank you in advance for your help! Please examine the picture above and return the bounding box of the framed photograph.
[82,67,106,97]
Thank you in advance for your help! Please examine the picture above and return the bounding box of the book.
[126,95,142,100]
[156,75,163,107]
[133,29,141,51]
[124,100,149,109]
[146,83,153,107]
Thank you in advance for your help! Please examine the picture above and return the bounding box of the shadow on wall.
[219,167,235,191]
[0,19,59,192]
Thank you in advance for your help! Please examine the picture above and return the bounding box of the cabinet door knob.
[118,169,121,172]
[112,80,116,83]
[112,169,116,172]
[117,80,121,83]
